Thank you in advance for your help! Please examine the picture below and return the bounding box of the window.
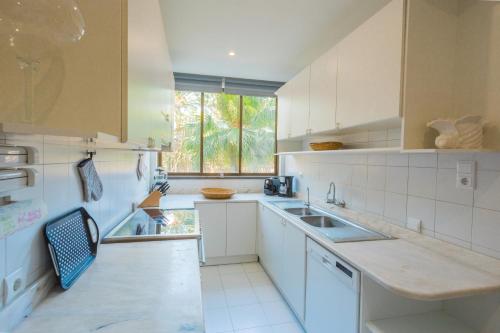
[160,91,277,175]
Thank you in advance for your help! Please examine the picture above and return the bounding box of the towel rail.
[0,168,38,193]
[0,145,38,166]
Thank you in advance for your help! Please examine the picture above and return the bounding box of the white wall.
[0,134,150,315]
[284,150,500,259]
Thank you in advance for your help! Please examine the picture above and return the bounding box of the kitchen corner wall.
[0,134,151,313]
[283,151,500,260]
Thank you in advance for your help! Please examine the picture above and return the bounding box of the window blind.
[174,72,284,97]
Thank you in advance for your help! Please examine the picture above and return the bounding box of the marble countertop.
[165,193,500,301]
[14,240,204,333]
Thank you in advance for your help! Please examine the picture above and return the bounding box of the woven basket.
[309,141,343,151]
[201,188,236,199]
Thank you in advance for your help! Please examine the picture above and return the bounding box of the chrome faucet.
[326,182,346,208]
[306,187,310,207]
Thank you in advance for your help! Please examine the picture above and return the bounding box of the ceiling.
[160,0,390,82]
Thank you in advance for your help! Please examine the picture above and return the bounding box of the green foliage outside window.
[161,91,276,175]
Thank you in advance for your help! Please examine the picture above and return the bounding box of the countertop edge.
[163,194,500,301]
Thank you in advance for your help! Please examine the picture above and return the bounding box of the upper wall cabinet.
[126,0,174,147]
[289,66,311,138]
[309,47,338,134]
[0,0,174,148]
[276,0,404,141]
[402,0,500,150]
[0,0,124,137]
[276,82,292,140]
[336,0,404,130]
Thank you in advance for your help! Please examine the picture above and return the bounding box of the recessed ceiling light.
[228,51,236,56]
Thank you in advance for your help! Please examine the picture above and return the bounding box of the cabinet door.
[195,203,226,258]
[226,202,257,256]
[289,66,311,138]
[276,83,292,140]
[336,0,404,129]
[259,205,285,283]
[127,0,174,146]
[281,221,306,321]
[0,0,123,137]
[309,47,338,134]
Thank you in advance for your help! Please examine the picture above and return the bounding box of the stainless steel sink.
[284,207,323,216]
[300,216,345,228]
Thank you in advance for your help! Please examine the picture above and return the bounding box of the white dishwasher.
[305,238,360,333]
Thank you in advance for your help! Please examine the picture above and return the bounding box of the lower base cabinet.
[258,204,306,322]
[305,238,360,333]
[281,221,306,322]
[195,202,257,260]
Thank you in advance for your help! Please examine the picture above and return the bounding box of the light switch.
[456,160,476,190]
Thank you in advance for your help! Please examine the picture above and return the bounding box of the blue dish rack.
[45,208,99,289]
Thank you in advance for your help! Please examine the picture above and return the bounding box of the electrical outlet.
[456,161,476,190]
[407,217,422,233]
[3,268,24,305]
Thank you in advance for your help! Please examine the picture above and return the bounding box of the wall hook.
[87,150,96,160]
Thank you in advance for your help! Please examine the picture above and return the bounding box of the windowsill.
[168,175,273,180]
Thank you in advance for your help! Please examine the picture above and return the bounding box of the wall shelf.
[366,311,477,333]
[401,148,497,154]
[277,147,498,156]
[276,147,401,156]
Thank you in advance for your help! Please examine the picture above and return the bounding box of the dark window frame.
[159,91,278,177]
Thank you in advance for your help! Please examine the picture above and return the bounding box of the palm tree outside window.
[160,90,277,176]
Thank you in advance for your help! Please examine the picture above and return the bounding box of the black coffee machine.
[278,176,295,197]
[264,177,280,196]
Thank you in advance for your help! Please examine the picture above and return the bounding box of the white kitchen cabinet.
[0,0,174,148]
[195,203,227,258]
[281,220,306,322]
[336,0,404,130]
[226,202,257,256]
[276,83,293,140]
[309,47,338,134]
[289,66,311,138]
[258,205,285,284]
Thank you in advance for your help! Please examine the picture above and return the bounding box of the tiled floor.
[201,262,305,333]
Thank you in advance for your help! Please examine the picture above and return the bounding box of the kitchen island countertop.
[14,240,204,333]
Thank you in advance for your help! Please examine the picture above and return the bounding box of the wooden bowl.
[309,141,343,151]
[201,188,236,199]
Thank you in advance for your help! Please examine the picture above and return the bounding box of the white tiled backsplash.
[0,134,151,312]
[283,151,500,259]
[167,178,263,194]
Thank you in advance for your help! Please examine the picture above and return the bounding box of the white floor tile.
[203,289,228,310]
[236,326,274,333]
[203,264,298,333]
[201,265,221,278]
[253,285,282,303]
[261,301,296,325]
[204,307,233,333]
[219,264,245,275]
[242,262,264,273]
[202,274,224,291]
[225,287,259,307]
[271,322,305,333]
[229,304,268,330]
[246,271,272,286]
[221,273,251,289]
